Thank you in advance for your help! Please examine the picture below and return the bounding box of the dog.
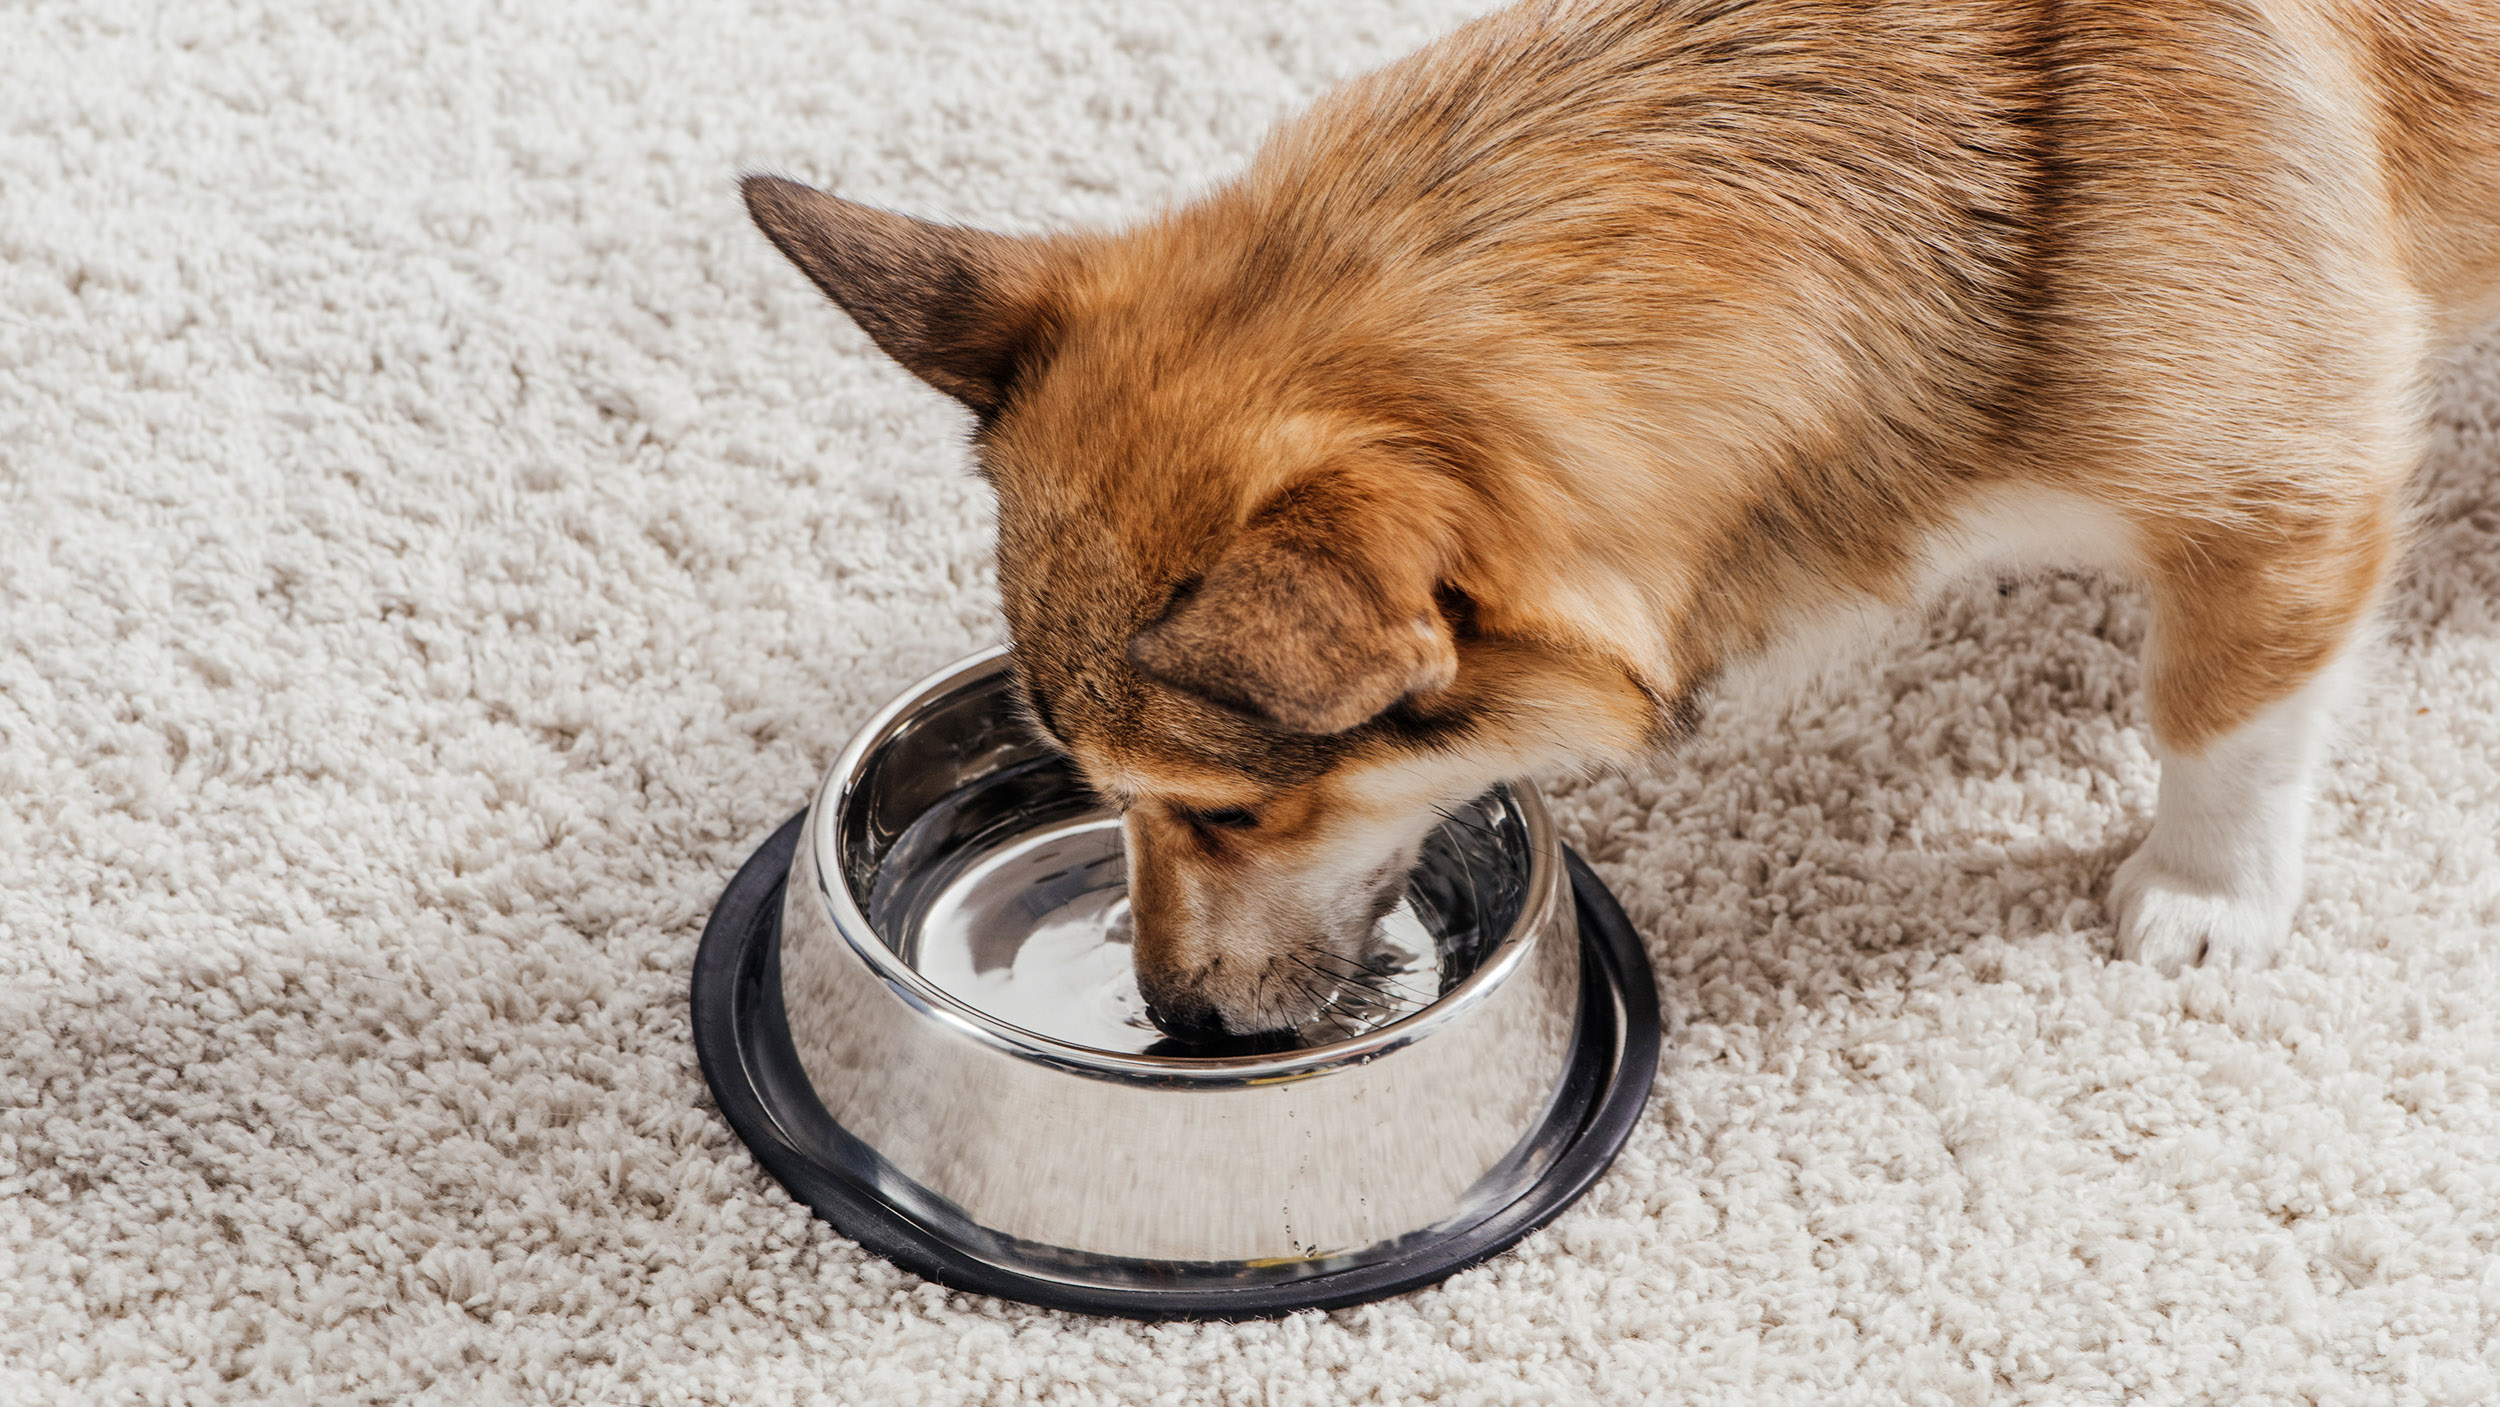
[744,0,2500,1040]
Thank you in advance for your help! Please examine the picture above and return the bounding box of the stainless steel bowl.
[692,648,1658,1317]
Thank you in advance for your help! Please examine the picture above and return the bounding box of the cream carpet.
[7,0,2500,1402]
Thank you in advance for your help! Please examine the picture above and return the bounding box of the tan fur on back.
[978,0,2499,758]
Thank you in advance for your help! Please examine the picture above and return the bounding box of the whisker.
[1287,961,1338,1009]
[1285,952,1414,1033]
[1300,950,1379,983]
[1296,954,1395,1002]
[1427,802,1504,840]
[1319,968,1413,1013]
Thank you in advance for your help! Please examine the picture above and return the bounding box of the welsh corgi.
[746,0,2500,1038]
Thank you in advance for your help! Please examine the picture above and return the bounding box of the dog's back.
[1167,0,2500,722]
[2328,0,2500,337]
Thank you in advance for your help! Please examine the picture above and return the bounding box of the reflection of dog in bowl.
[746,1,2500,1038]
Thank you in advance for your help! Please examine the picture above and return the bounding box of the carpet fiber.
[7,1,2500,1402]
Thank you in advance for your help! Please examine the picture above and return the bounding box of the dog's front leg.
[2110,529,2389,973]
[2111,654,2353,972]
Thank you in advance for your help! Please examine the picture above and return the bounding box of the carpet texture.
[7,1,2500,1402]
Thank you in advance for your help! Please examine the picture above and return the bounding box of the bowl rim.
[804,645,1568,1085]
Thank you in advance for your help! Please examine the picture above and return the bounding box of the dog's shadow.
[1548,608,2157,1031]
[2386,329,2500,648]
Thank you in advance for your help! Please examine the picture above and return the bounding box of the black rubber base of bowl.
[690,810,1660,1321]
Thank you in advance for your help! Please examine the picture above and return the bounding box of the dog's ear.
[1127,477,1460,735]
[742,175,1052,417]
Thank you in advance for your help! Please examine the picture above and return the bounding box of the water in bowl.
[863,756,1515,1057]
[902,812,1442,1054]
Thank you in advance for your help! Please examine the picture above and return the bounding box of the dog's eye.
[1176,805,1258,831]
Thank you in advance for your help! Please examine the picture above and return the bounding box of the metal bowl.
[692,648,1658,1317]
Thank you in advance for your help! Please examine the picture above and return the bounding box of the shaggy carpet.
[6,0,2500,1402]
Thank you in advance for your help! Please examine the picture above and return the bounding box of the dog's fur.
[746,0,2500,1037]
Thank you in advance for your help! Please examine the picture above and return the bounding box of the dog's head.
[746,176,1661,1037]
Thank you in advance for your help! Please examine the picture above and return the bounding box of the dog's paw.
[2109,843,2294,974]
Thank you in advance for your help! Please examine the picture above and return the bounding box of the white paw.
[2109,844,2293,975]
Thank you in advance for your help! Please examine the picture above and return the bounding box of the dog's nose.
[1142,994,1229,1044]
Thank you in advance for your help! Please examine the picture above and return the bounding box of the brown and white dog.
[745,0,2500,1039]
